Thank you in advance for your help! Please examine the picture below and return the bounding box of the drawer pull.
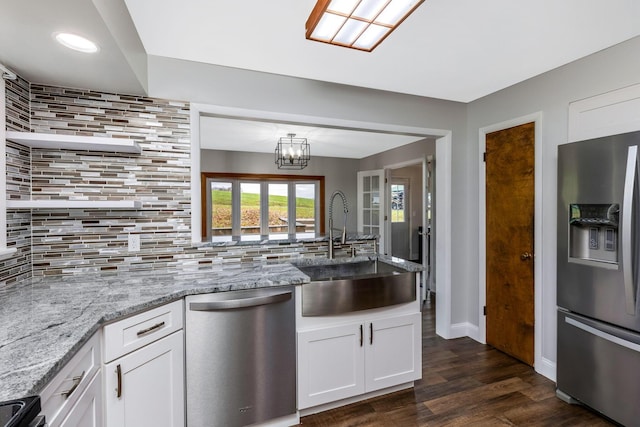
[60,370,85,399]
[116,364,122,398]
[136,321,166,337]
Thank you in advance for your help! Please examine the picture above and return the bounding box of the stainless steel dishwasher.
[185,287,296,427]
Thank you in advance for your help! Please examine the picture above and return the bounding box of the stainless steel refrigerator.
[557,130,640,426]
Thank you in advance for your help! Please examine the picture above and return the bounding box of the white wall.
[466,35,640,374]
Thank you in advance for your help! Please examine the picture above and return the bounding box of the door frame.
[478,112,549,377]
[384,158,429,299]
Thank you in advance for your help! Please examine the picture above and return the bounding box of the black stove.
[0,396,42,427]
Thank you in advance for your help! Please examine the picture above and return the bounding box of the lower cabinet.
[103,331,185,427]
[57,372,103,427]
[40,332,102,427]
[298,312,421,409]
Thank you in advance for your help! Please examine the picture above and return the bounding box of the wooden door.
[485,122,535,366]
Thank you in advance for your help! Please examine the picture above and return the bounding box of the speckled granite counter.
[0,255,423,402]
[0,262,308,401]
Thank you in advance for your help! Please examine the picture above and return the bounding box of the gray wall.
[359,138,435,170]
[200,149,360,232]
[466,35,640,367]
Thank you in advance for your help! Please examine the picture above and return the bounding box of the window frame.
[201,172,325,240]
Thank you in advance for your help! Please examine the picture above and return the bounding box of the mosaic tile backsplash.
[3,81,371,283]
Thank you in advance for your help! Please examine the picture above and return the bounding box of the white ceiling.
[1,0,640,157]
[124,0,640,102]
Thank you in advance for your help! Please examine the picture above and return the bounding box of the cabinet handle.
[136,321,166,337]
[370,323,373,345]
[60,370,85,399]
[116,364,122,398]
[360,324,363,347]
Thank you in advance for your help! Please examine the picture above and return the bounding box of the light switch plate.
[128,234,140,252]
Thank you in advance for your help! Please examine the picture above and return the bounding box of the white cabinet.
[57,372,103,427]
[103,300,185,427]
[40,332,102,427]
[365,313,422,392]
[297,312,421,409]
[298,323,365,408]
[104,331,184,427]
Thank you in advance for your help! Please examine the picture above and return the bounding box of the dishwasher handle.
[189,289,292,311]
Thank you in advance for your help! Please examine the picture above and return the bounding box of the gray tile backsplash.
[3,80,370,283]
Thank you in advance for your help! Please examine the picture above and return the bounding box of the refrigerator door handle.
[622,145,638,315]
[565,316,640,353]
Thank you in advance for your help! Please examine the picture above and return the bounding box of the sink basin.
[297,260,416,316]
[0,396,40,427]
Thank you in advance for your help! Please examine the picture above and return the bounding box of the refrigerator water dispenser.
[568,203,619,267]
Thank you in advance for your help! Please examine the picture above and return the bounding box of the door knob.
[520,252,533,260]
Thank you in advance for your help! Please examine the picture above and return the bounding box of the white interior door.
[357,170,386,254]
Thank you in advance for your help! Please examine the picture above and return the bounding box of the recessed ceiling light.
[54,32,99,53]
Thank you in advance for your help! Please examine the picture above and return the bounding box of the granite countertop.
[0,262,308,401]
[0,255,423,402]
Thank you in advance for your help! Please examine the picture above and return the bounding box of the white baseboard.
[299,382,414,417]
[449,322,480,342]
[535,356,556,382]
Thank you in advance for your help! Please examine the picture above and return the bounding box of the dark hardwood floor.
[297,297,613,426]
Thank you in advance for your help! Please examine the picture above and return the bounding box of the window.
[202,173,325,241]
[391,184,405,223]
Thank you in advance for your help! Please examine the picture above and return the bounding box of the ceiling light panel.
[306,0,424,52]
[311,13,347,41]
[333,19,368,45]
[327,0,359,14]
[352,0,387,21]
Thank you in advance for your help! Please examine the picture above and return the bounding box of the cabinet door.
[104,331,184,427]
[57,372,103,427]
[298,323,365,409]
[365,312,422,392]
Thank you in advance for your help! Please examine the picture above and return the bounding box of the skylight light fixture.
[54,32,99,53]
[306,0,424,52]
[275,133,310,170]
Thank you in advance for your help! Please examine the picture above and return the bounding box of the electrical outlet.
[128,234,140,252]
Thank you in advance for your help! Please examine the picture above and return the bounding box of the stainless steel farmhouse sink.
[296,260,416,316]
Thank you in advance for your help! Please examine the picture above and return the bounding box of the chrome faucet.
[328,190,348,259]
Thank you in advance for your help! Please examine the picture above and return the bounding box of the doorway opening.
[383,156,434,305]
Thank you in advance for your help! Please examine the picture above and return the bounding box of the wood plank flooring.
[297,297,613,426]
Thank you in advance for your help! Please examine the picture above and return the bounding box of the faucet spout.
[328,190,348,259]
